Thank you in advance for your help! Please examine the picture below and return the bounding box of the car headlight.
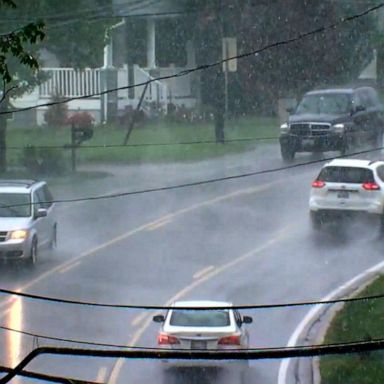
[9,230,29,240]
[332,123,345,134]
[280,123,290,133]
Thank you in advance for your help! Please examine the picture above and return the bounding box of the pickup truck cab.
[279,86,384,162]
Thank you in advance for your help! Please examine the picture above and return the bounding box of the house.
[11,0,200,126]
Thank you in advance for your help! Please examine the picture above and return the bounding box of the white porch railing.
[133,65,168,112]
[39,68,101,98]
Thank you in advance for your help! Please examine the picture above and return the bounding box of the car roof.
[306,85,376,95]
[306,88,354,96]
[172,300,232,308]
[324,159,380,168]
[0,179,44,192]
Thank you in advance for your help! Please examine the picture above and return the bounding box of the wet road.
[0,143,383,383]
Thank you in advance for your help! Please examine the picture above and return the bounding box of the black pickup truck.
[279,86,384,162]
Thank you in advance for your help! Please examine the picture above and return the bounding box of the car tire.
[27,238,38,266]
[280,143,295,162]
[379,215,384,235]
[49,224,57,250]
[310,211,323,230]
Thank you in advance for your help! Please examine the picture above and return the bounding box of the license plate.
[302,138,315,147]
[191,341,207,350]
[337,190,349,199]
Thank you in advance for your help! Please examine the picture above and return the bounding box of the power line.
[2,2,383,116]
[3,135,278,151]
[1,216,384,310]
[3,339,384,383]
[0,144,382,212]
[1,321,383,356]
[0,365,99,384]
[0,323,142,350]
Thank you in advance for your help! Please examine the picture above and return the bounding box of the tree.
[0,0,113,171]
[0,0,45,172]
[189,0,376,116]
[24,0,113,68]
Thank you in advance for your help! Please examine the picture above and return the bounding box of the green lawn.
[6,116,279,167]
[320,276,384,384]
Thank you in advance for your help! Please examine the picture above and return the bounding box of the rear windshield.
[0,193,31,217]
[318,166,374,184]
[169,310,231,327]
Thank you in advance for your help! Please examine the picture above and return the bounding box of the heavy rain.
[0,1,383,383]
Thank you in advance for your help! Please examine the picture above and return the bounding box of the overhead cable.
[1,2,383,116]
[3,340,384,383]
[0,144,382,212]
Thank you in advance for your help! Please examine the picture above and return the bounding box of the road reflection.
[6,297,23,369]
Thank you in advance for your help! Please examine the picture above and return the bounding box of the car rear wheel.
[310,211,323,230]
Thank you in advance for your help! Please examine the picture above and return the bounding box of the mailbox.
[72,126,93,145]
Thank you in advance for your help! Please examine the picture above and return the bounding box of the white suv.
[0,180,57,265]
[309,159,384,229]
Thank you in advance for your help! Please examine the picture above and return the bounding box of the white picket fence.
[13,65,197,125]
[39,68,102,98]
[133,65,168,112]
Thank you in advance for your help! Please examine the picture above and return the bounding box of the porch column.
[147,18,156,69]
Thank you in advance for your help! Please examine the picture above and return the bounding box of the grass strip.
[320,275,384,384]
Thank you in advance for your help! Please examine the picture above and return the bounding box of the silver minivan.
[0,180,57,265]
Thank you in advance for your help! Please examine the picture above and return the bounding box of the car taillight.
[312,180,325,188]
[362,182,380,191]
[157,333,180,345]
[218,335,241,345]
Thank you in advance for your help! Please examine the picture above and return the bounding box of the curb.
[278,259,384,384]
[310,273,380,384]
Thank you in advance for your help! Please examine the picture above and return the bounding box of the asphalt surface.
[0,142,384,384]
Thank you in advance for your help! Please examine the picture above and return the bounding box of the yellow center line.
[96,366,108,383]
[193,265,215,279]
[59,261,82,274]
[146,218,172,231]
[0,168,313,380]
[131,312,148,327]
[2,180,281,306]
[108,224,295,384]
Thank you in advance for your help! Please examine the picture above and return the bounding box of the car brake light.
[312,180,325,188]
[362,182,380,191]
[157,333,180,345]
[218,335,241,345]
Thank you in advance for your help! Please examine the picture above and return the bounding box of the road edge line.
[277,259,384,384]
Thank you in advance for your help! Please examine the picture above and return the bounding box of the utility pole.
[223,38,229,118]
[214,0,226,143]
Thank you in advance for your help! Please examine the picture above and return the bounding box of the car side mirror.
[153,314,165,323]
[242,315,253,324]
[286,107,294,114]
[35,208,47,219]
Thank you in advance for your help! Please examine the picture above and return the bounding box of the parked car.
[309,159,384,229]
[0,180,57,265]
[152,300,253,378]
[279,85,384,161]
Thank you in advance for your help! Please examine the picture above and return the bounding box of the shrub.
[118,106,145,127]
[44,95,68,127]
[21,146,67,176]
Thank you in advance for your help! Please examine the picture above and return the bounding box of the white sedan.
[152,300,253,373]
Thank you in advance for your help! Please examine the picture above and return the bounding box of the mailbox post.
[70,123,94,172]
